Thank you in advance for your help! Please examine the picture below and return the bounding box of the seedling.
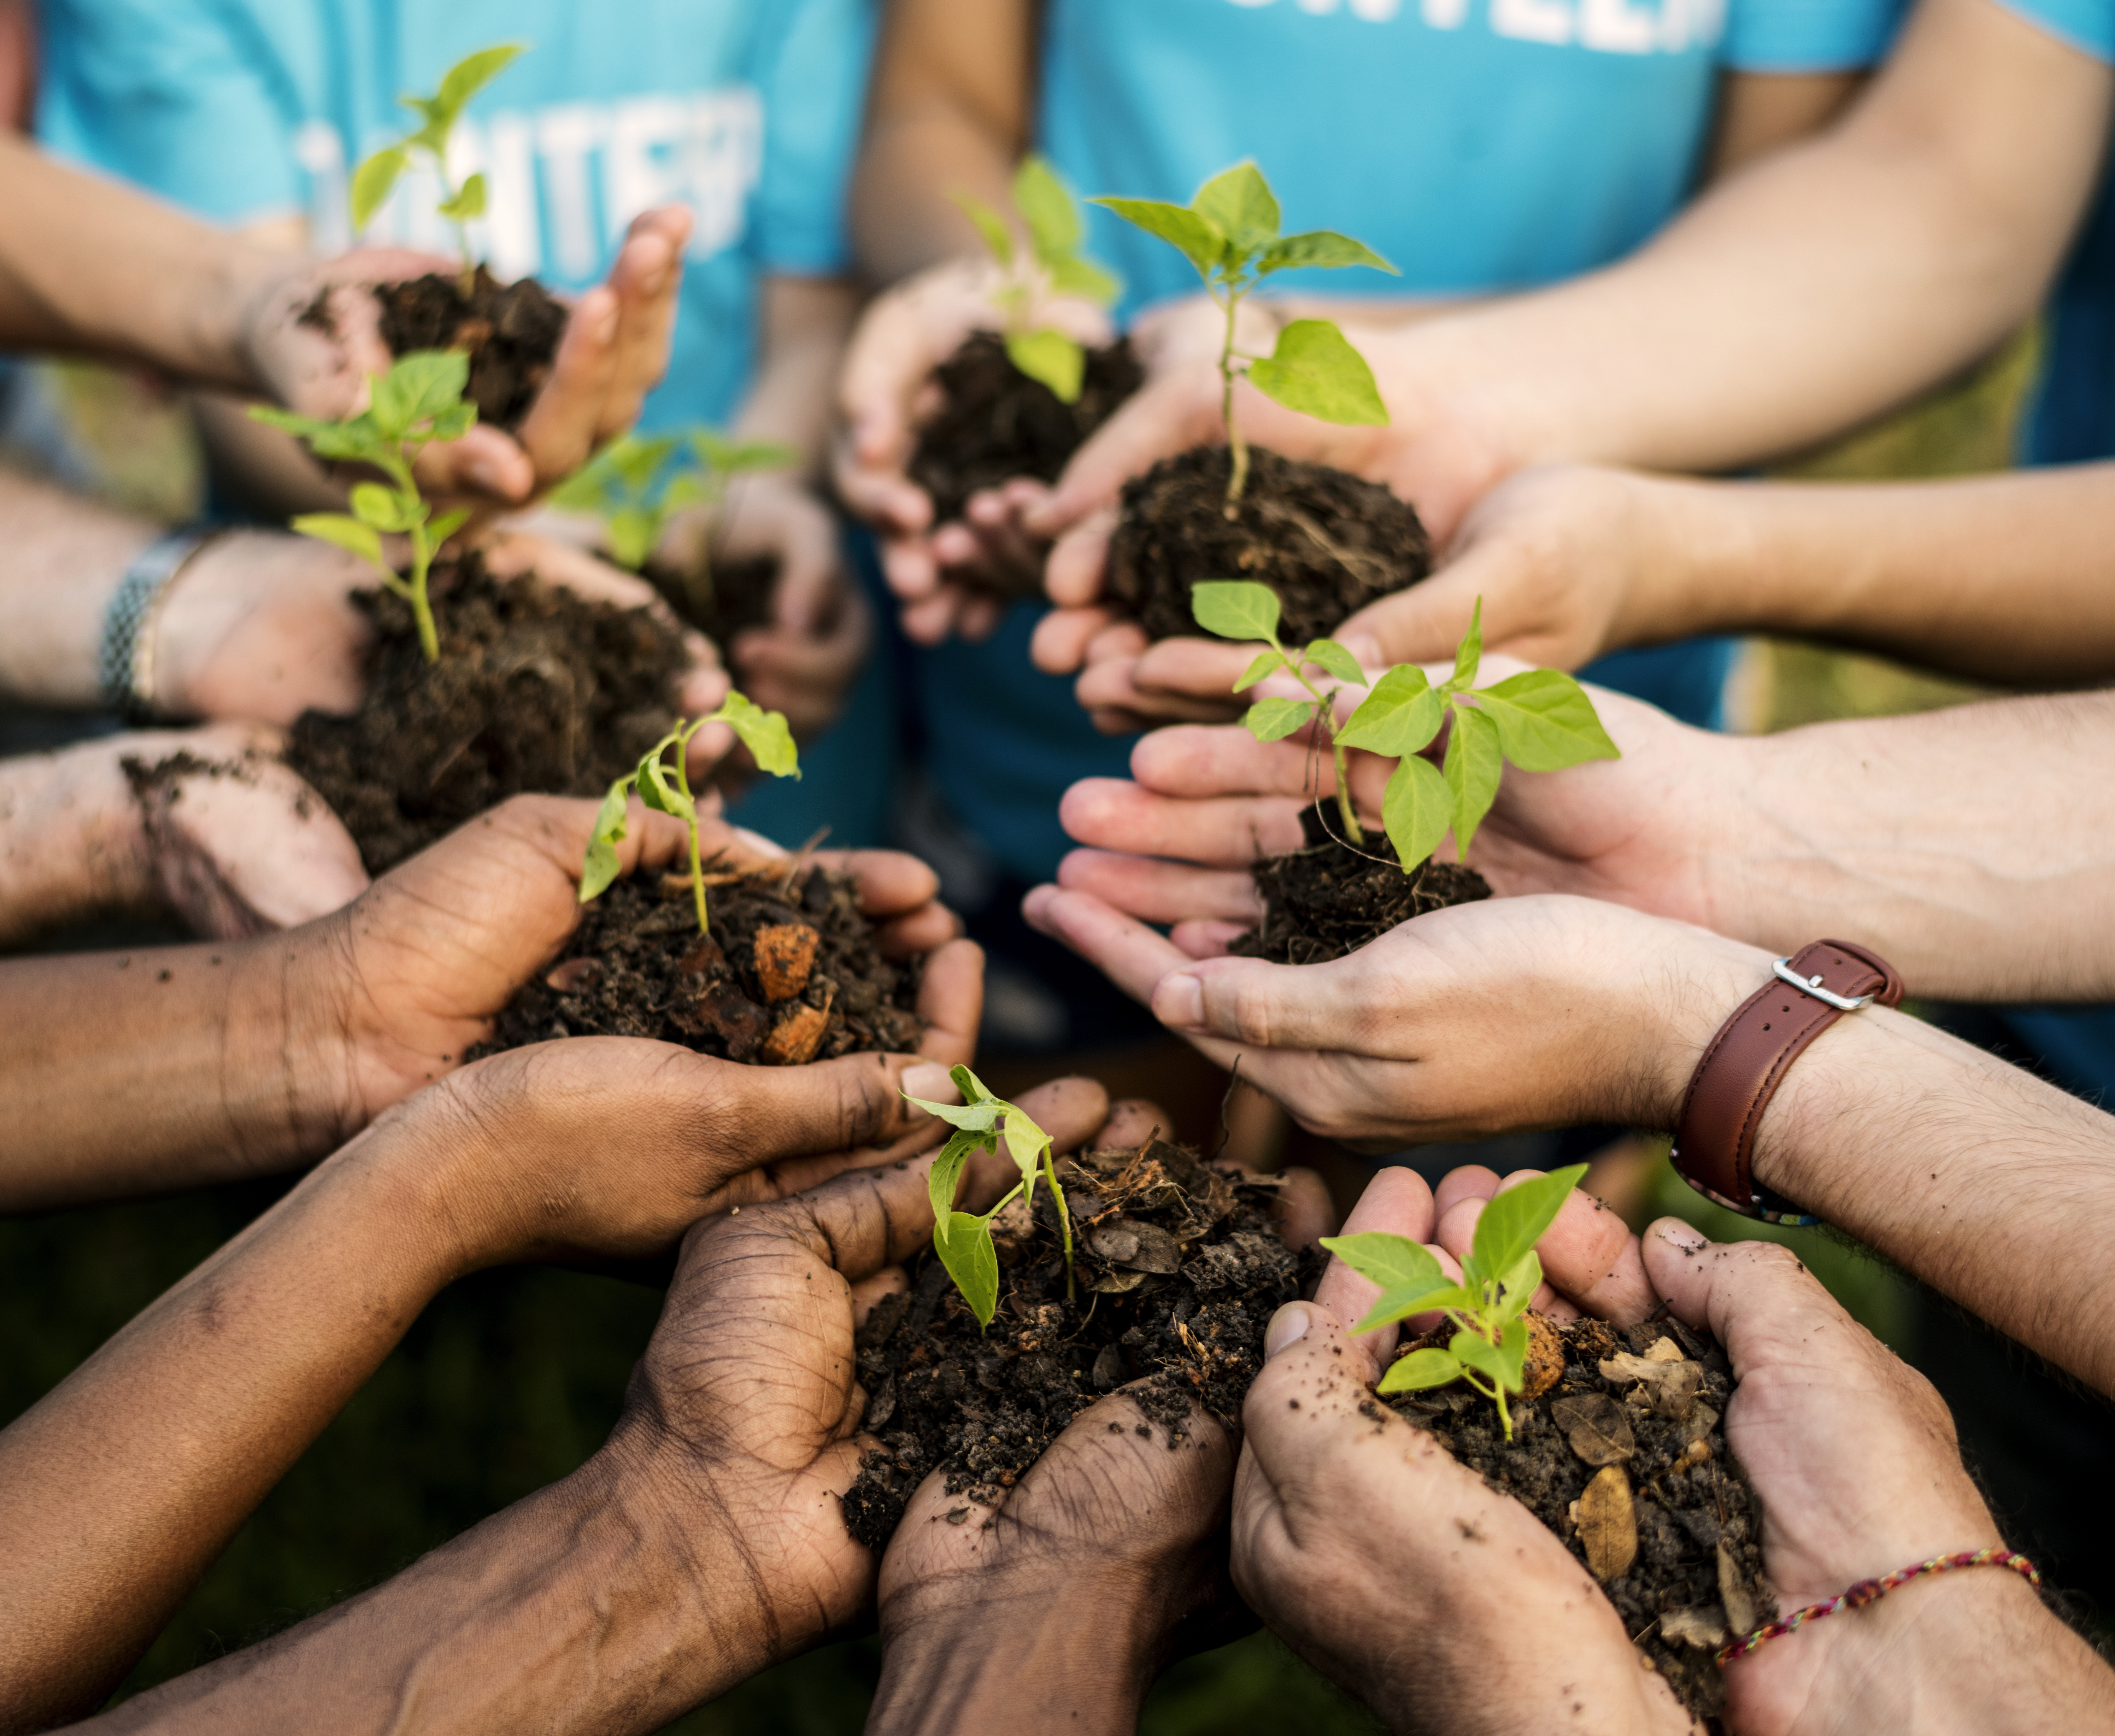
[956,155,1120,403]
[250,350,477,662]
[548,429,798,620]
[350,43,528,282]
[578,694,799,935]
[1092,162,1394,505]
[1323,1164,1586,1440]
[903,1066,1076,1327]
[1191,581,1617,869]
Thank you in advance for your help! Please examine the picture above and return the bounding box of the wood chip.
[1549,1392,1636,1466]
[759,986,834,1065]
[1644,1336,1684,1362]
[1520,1311,1565,1401]
[1718,1539,1758,1639]
[1661,1606,1728,1649]
[1576,1464,1637,1580]
[753,923,821,1002]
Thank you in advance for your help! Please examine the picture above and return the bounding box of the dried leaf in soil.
[1577,1465,1639,1580]
[374,266,565,430]
[1108,444,1430,644]
[840,1136,1321,1550]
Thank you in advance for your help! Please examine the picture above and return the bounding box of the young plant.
[1322,1163,1587,1440]
[350,43,528,281]
[956,154,1121,404]
[578,694,800,935]
[250,350,477,662]
[548,429,798,620]
[902,1065,1077,1326]
[1190,581,1618,870]
[1091,161,1395,505]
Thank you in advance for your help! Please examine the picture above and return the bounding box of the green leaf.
[348,481,416,531]
[251,404,386,464]
[376,349,472,434]
[937,1214,1000,1329]
[1234,649,1286,691]
[1190,579,1281,644]
[435,42,528,120]
[1247,319,1389,428]
[422,402,477,444]
[1464,1163,1587,1290]
[606,506,659,571]
[952,190,1015,269]
[1244,697,1317,742]
[1192,160,1280,258]
[1338,665,1442,758]
[1377,1347,1465,1394]
[426,507,471,549]
[1381,753,1452,873]
[247,405,355,444]
[350,146,408,233]
[636,751,695,822]
[905,1095,1000,1132]
[1445,597,1483,693]
[950,1064,996,1105]
[928,1127,985,1228]
[1000,1104,1050,1179]
[1450,1328,1512,1388]
[710,690,800,779]
[1005,327,1085,404]
[1255,229,1399,278]
[436,171,487,221]
[1089,197,1224,279]
[713,439,799,476]
[1320,1231,1446,1294]
[1443,703,1503,863]
[578,775,634,903]
[288,512,385,571]
[614,432,684,492]
[1013,154,1081,259]
[1350,1278,1475,1336]
[1491,1250,1543,1324]
[1473,670,1622,773]
[1045,253,1120,306]
[1302,638,1366,687]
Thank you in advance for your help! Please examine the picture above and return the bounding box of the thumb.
[717,1049,938,1171]
[1336,556,1490,670]
[1639,1219,1855,1375]
[1153,954,1362,1052]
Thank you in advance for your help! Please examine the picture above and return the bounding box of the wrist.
[1630,924,1774,1130]
[0,738,159,942]
[1612,472,1765,650]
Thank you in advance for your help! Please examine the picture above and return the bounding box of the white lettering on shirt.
[1491,0,1573,44]
[1580,0,1658,51]
[1220,0,1721,49]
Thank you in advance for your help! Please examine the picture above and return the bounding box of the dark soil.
[1108,444,1431,644]
[1232,804,1491,964]
[472,864,925,1063]
[284,551,688,874]
[907,332,1142,565]
[374,266,566,431]
[841,1135,1320,1549]
[651,552,779,647]
[1383,1312,1773,1725]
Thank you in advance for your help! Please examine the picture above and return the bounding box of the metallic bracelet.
[99,527,220,724]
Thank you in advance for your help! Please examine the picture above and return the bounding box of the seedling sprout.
[956,156,1120,404]
[1092,162,1394,505]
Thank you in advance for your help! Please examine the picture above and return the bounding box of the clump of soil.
[1383,1313,1773,1724]
[285,551,687,874]
[1108,444,1431,644]
[651,552,779,648]
[841,1135,1320,1549]
[907,333,1142,557]
[374,266,566,430]
[475,862,926,1063]
[1232,805,1491,964]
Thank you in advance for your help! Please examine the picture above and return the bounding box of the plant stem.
[1219,283,1250,512]
[674,740,709,935]
[1040,1146,1076,1302]
[407,524,439,663]
[1282,655,1367,847]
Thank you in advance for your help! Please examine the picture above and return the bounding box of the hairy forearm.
[1697,694,2115,1000]
[1395,0,2108,476]
[0,466,158,708]
[0,135,281,390]
[0,1134,460,1731]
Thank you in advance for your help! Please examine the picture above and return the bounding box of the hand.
[866,1098,1336,1736]
[662,473,873,739]
[833,256,1111,645]
[241,210,694,510]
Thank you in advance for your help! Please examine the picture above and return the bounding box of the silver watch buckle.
[1772,957,1875,1013]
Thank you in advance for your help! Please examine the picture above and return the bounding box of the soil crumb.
[1109,444,1430,644]
[648,551,780,650]
[284,551,687,874]
[1233,805,1491,963]
[840,1135,1320,1550]
[1386,1313,1773,1724]
[474,866,926,1063]
[375,267,566,430]
[907,332,1142,565]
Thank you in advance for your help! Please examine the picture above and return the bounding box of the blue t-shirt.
[36,0,874,429]
[921,0,1906,887]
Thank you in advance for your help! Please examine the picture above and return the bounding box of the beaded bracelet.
[1716,1548,2041,1665]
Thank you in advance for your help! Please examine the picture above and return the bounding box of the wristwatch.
[99,527,221,723]
[1671,939,1904,1225]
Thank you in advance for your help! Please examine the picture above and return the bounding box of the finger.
[413,424,536,503]
[910,937,983,1067]
[1129,638,1269,714]
[1638,1219,1852,1375]
[1095,1098,1171,1149]
[1335,559,1492,670]
[1154,953,1375,1054]
[600,207,691,435]
[1057,776,1306,866]
[1272,1167,1335,1250]
[1432,1195,1563,1314]
[774,1133,987,1285]
[772,527,851,639]
[1042,509,1118,609]
[851,1265,910,1329]
[1169,918,1250,958]
[900,591,960,646]
[957,594,1004,642]
[1030,602,1120,675]
[515,286,622,482]
[1054,848,1262,927]
[1019,884,1196,1008]
[1130,726,1328,802]
[1432,1165,1501,1220]
[1314,1166,1438,1348]
[1075,652,1237,726]
[1033,381,1215,559]
[1009,1074,1114,1159]
[811,846,940,919]
[1529,1184,1658,1327]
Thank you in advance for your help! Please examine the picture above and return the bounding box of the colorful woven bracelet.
[1716,1547,2041,1666]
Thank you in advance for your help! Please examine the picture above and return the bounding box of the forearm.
[0,738,164,945]
[737,277,860,475]
[0,466,158,708]
[0,914,362,1208]
[1390,0,2107,476]
[1697,694,2115,999]
[0,135,284,390]
[0,1131,461,1731]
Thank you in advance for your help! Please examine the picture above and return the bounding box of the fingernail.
[1156,973,1204,1031]
[1264,1304,1310,1360]
[1655,1220,1709,1252]
[901,1062,960,1109]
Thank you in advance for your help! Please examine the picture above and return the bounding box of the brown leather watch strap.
[1672,939,1904,1225]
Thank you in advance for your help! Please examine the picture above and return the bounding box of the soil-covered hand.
[833,256,1111,645]
[660,472,873,739]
